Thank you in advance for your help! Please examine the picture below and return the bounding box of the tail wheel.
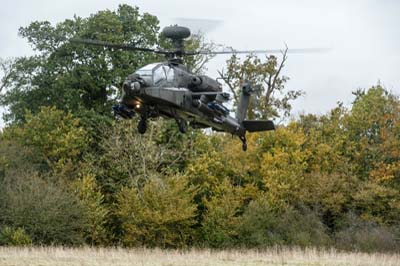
[242,142,247,151]
[239,135,247,151]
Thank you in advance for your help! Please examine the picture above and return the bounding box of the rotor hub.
[162,26,191,40]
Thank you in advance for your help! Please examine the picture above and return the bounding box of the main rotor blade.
[70,38,167,54]
[187,48,331,55]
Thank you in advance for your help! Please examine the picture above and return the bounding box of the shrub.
[0,140,46,176]
[0,171,87,245]
[117,175,197,248]
[335,213,400,252]
[0,227,32,246]
[72,174,109,245]
[238,197,331,247]
[200,180,243,248]
[3,106,89,170]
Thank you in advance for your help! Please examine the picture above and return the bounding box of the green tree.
[296,107,358,228]
[297,86,400,226]
[1,5,161,122]
[344,86,400,224]
[0,58,13,94]
[345,86,400,180]
[82,119,201,243]
[0,5,214,123]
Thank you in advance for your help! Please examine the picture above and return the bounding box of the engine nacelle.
[191,76,202,86]
[189,75,222,92]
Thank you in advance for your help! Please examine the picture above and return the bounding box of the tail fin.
[236,82,275,133]
[243,120,275,132]
[236,82,253,123]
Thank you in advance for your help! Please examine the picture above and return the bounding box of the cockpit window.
[135,63,175,86]
[153,66,165,84]
[153,65,175,85]
[165,66,175,82]
[136,63,159,73]
[135,63,159,77]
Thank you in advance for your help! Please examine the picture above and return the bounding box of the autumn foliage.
[0,86,398,251]
[0,4,399,252]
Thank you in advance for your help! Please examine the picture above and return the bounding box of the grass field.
[0,247,399,266]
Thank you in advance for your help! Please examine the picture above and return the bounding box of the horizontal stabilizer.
[243,120,275,132]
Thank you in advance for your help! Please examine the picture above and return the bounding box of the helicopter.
[71,25,320,151]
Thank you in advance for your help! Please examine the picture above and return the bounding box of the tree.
[1,5,161,122]
[345,86,400,181]
[1,5,215,123]
[218,49,303,120]
[297,107,358,227]
[344,86,400,224]
[183,33,218,75]
[0,58,14,94]
[3,106,89,172]
[72,174,109,245]
[89,119,196,198]
[200,179,243,247]
[296,86,400,226]
[256,124,310,208]
[0,139,45,179]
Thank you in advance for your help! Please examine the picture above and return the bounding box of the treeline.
[0,86,399,251]
[0,4,399,252]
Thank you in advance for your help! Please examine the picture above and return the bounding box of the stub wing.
[243,120,275,132]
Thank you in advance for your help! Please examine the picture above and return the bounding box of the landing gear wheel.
[176,119,187,133]
[137,118,147,134]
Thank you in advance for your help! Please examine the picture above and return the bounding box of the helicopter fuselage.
[122,84,244,136]
[111,61,275,150]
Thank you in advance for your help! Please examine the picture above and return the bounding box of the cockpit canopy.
[135,63,175,86]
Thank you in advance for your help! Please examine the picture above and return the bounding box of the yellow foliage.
[117,175,197,248]
[3,106,89,170]
[258,125,309,207]
[72,174,109,245]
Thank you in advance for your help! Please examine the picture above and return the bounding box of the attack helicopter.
[71,25,317,151]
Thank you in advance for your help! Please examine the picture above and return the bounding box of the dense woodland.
[0,5,399,252]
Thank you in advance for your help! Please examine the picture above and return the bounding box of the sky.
[1,0,399,127]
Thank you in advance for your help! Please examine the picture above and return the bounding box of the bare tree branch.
[218,69,238,102]
[270,47,288,94]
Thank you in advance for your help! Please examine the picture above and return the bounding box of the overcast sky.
[1,0,399,127]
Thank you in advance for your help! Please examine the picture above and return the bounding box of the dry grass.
[0,246,399,266]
